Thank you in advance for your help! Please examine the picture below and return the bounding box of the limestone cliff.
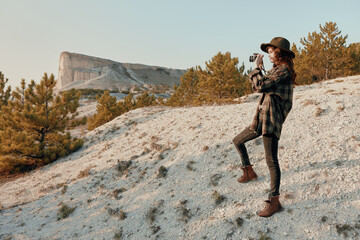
[56,52,186,91]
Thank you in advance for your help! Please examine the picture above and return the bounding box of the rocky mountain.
[56,52,186,92]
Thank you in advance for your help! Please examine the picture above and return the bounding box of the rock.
[56,52,186,92]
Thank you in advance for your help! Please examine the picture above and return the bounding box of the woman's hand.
[255,54,264,70]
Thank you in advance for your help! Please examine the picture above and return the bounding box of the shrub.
[58,204,76,220]
[0,74,83,175]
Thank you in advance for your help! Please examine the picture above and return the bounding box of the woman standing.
[232,37,296,217]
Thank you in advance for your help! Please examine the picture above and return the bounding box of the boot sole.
[257,206,283,217]
[237,177,258,183]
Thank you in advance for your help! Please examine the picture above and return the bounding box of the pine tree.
[121,93,136,112]
[197,52,241,103]
[238,62,251,95]
[87,91,122,130]
[0,72,11,108]
[166,67,200,106]
[346,42,360,75]
[0,73,83,174]
[295,22,350,84]
[319,22,348,79]
[298,31,324,82]
[135,92,156,108]
[167,52,248,106]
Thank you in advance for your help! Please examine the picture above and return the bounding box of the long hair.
[270,47,296,84]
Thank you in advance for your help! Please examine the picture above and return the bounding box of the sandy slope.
[0,76,359,240]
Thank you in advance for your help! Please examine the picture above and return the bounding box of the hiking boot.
[237,165,258,183]
[257,195,282,217]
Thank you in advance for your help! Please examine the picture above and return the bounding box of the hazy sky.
[1,0,359,87]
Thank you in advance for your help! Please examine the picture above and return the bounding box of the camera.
[249,53,259,62]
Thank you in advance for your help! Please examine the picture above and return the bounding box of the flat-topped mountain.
[56,52,186,92]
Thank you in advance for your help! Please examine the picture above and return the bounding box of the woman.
[232,37,296,217]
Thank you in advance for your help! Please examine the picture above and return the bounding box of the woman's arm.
[249,65,290,92]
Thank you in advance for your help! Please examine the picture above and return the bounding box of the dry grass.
[235,217,244,227]
[57,204,76,220]
[302,99,318,106]
[177,200,192,223]
[157,166,168,178]
[210,174,222,186]
[335,223,360,238]
[325,89,335,93]
[115,160,132,176]
[283,192,295,200]
[337,104,345,111]
[77,166,92,179]
[212,191,226,205]
[107,207,126,220]
[315,107,325,117]
[114,229,123,240]
[186,161,196,171]
[112,188,126,200]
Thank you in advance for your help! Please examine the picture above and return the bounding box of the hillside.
[1,75,360,239]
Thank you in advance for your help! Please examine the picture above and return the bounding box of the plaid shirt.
[248,64,294,139]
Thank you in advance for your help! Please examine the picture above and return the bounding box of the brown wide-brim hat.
[260,37,295,58]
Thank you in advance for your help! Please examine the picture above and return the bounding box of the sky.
[1,0,360,88]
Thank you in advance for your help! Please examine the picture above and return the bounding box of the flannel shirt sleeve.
[249,65,290,92]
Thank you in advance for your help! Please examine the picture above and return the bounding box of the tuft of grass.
[302,99,318,106]
[210,174,222,187]
[177,200,192,223]
[246,213,255,219]
[325,89,335,93]
[78,166,91,179]
[171,141,179,149]
[157,166,168,178]
[114,228,123,240]
[107,207,126,220]
[146,200,164,224]
[315,107,325,117]
[61,185,68,195]
[186,161,196,171]
[337,104,345,111]
[151,225,161,235]
[116,160,132,176]
[321,216,328,223]
[283,192,295,199]
[57,204,76,220]
[335,160,343,166]
[112,188,127,200]
[146,207,158,224]
[258,229,272,240]
[235,217,244,227]
[150,142,163,152]
[212,191,226,205]
[336,224,356,238]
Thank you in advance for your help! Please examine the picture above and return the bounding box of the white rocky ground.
[0,76,360,240]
